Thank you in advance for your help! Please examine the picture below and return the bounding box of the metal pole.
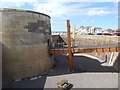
[67,20,73,72]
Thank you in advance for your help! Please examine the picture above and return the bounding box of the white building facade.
[76,26,102,35]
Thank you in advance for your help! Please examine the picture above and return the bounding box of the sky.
[0,0,119,31]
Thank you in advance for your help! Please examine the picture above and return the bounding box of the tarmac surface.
[5,54,118,89]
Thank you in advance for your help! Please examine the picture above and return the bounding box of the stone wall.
[60,35,119,71]
[61,35,119,48]
[73,35,119,70]
[0,8,54,88]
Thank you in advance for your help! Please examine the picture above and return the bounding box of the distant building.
[114,28,120,36]
[52,31,67,35]
[76,26,102,35]
[102,29,114,35]
[115,28,120,33]
[94,27,103,34]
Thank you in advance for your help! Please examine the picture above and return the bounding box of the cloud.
[0,0,37,8]
[34,2,69,18]
[0,1,117,18]
[45,0,119,2]
[87,8,111,16]
[34,2,115,18]
[0,0,37,3]
[34,2,95,18]
[34,2,66,18]
[1,0,118,3]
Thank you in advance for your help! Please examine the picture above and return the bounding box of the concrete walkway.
[44,73,118,88]
[45,54,118,88]
[5,54,118,89]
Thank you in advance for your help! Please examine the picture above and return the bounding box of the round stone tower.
[0,8,54,87]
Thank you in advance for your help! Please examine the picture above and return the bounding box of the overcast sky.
[0,0,119,31]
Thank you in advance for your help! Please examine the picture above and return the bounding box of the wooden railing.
[49,20,120,72]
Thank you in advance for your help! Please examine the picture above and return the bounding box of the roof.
[94,27,102,29]
[85,26,92,29]
[103,29,114,32]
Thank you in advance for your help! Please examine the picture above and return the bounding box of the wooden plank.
[49,47,120,54]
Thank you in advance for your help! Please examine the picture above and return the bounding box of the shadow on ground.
[5,54,118,89]
[48,54,118,76]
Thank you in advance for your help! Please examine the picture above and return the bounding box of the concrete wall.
[75,35,119,47]
[61,35,119,47]
[0,8,54,88]
[60,35,119,71]
[88,52,119,71]
[73,35,119,71]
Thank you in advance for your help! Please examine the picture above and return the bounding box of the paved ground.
[5,54,118,89]
[119,73,120,89]
[45,73,118,88]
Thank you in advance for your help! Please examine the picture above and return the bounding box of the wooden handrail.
[49,47,120,54]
